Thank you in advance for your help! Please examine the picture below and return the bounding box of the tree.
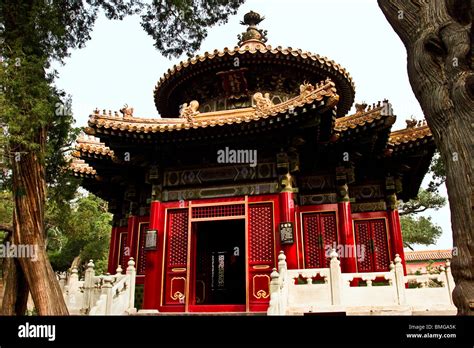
[1,0,245,315]
[48,193,112,275]
[399,188,446,249]
[399,153,447,249]
[378,0,473,315]
[400,215,443,250]
[399,189,447,216]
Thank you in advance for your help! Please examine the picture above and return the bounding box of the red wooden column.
[386,192,407,274]
[143,200,164,309]
[107,225,118,273]
[337,183,357,273]
[279,191,297,269]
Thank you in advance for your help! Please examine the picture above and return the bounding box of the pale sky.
[54,0,453,251]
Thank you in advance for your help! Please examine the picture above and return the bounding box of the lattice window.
[249,203,274,263]
[372,219,390,271]
[354,221,372,272]
[321,214,337,267]
[168,209,189,266]
[192,204,245,219]
[354,219,390,272]
[303,214,322,268]
[137,224,149,275]
[302,212,337,268]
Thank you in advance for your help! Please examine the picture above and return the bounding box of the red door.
[302,212,338,268]
[354,219,390,272]
[248,202,275,311]
[163,209,189,307]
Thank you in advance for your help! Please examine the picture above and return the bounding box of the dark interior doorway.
[194,219,245,305]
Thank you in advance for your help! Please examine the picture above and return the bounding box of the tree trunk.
[1,256,29,315]
[1,212,29,315]
[378,0,473,315]
[10,144,69,315]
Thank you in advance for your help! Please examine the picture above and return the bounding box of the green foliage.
[427,151,446,192]
[400,215,443,250]
[399,152,447,249]
[47,193,112,274]
[141,0,245,57]
[399,189,446,216]
[1,1,246,65]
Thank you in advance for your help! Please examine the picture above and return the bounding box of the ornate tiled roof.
[69,158,97,176]
[155,45,354,91]
[153,11,355,117]
[73,135,115,158]
[335,100,394,132]
[388,121,432,145]
[86,79,339,135]
[405,250,452,262]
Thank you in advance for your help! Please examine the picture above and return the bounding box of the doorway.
[193,219,246,306]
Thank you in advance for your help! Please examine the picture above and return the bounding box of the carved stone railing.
[268,251,456,315]
[60,258,137,315]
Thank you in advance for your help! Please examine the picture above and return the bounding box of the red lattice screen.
[118,232,128,269]
[302,212,338,268]
[372,219,390,271]
[248,202,275,306]
[168,210,189,266]
[192,204,245,219]
[164,209,189,306]
[354,219,390,272]
[136,223,149,275]
[354,221,372,272]
[248,203,274,263]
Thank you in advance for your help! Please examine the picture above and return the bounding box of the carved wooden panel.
[249,203,274,263]
[354,221,372,272]
[168,210,189,267]
[118,232,128,270]
[192,204,244,219]
[248,203,275,307]
[372,219,390,272]
[354,219,390,273]
[302,212,338,268]
[164,209,189,305]
[136,223,149,275]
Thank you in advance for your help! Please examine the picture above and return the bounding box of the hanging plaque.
[145,229,158,250]
[279,222,294,244]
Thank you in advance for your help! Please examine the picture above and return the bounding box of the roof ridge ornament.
[179,100,200,122]
[237,11,268,49]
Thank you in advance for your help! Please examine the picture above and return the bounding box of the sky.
[54,0,453,251]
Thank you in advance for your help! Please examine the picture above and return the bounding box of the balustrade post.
[83,260,95,312]
[444,259,455,304]
[268,268,281,315]
[329,249,342,305]
[127,257,136,311]
[394,254,406,305]
[102,274,114,315]
[278,251,287,284]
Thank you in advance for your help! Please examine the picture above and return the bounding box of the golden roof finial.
[237,11,268,49]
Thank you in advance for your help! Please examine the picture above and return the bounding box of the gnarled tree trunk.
[378,0,473,315]
[0,221,29,316]
[2,141,68,315]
